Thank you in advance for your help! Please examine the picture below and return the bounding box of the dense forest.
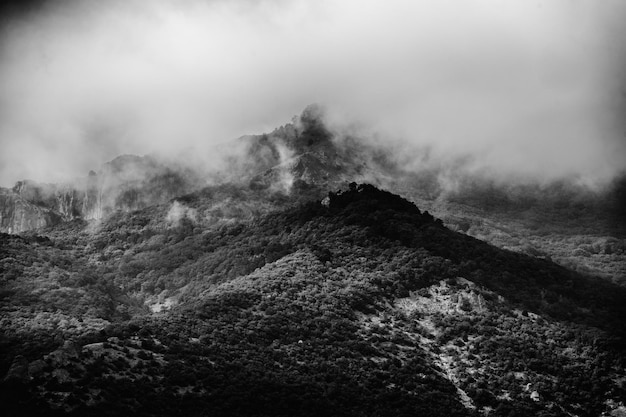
[1,183,626,416]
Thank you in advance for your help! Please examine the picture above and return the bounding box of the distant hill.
[2,183,625,416]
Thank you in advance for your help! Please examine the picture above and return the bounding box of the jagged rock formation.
[0,188,61,234]
[243,104,393,192]
[0,106,395,234]
[0,155,203,234]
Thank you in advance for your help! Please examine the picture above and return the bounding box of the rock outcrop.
[244,105,390,192]
[0,106,398,234]
[0,155,202,234]
[0,189,61,234]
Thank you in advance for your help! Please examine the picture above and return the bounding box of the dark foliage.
[2,184,625,416]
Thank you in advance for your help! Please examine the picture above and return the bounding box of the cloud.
[166,200,197,226]
[0,0,625,186]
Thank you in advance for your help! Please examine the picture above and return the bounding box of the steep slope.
[228,105,626,285]
[0,155,204,234]
[0,188,62,234]
[412,177,626,285]
[240,105,395,192]
[2,184,625,416]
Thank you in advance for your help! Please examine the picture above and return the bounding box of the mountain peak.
[242,106,386,192]
[269,104,333,152]
[294,103,331,147]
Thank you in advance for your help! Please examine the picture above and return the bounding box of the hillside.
[2,106,623,287]
[3,0,626,415]
[2,183,626,416]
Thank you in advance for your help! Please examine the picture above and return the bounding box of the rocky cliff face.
[0,155,203,234]
[0,189,61,234]
[11,180,90,220]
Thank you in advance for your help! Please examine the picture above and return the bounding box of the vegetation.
[1,184,625,416]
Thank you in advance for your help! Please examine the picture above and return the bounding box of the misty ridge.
[3,103,625,219]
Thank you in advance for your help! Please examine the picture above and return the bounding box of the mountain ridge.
[1,105,624,288]
[2,181,626,416]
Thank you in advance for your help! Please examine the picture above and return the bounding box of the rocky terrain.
[0,155,204,234]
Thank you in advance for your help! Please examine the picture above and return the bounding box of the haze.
[1,0,625,187]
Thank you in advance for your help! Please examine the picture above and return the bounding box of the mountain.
[3,105,623,285]
[0,104,394,232]
[238,104,394,193]
[2,183,626,416]
[0,155,204,234]
[2,106,626,416]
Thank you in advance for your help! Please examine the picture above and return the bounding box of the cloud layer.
[1,0,625,186]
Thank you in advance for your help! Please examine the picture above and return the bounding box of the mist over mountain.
[2,1,626,416]
[1,105,626,415]
[1,0,626,187]
[0,154,207,234]
[2,105,625,282]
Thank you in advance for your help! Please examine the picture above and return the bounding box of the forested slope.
[1,184,625,416]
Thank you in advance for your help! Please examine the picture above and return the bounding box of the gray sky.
[0,0,625,186]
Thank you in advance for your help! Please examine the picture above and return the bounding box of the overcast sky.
[0,0,625,186]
